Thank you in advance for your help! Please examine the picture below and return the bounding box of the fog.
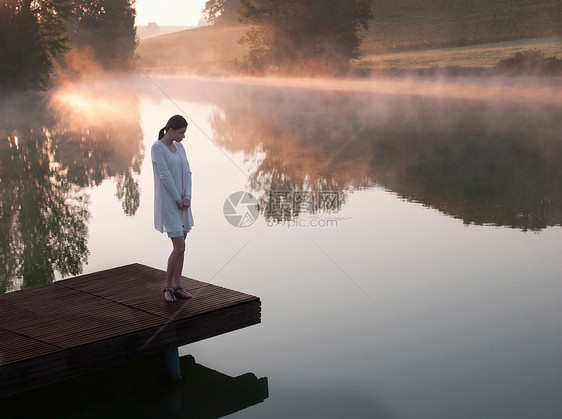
[1,71,560,290]
[130,72,561,229]
[189,74,562,104]
[4,72,561,225]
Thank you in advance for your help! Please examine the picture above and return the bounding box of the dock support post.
[165,347,181,380]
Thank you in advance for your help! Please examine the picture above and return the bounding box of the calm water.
[1,75,561,418]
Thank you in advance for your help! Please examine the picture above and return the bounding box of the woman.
[151,115,194,302]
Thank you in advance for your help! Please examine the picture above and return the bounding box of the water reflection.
[2,76,560,290]
[363,96,562,230]
[0,355,268,418]
[208,85,373,221]
[0,88,144,292]
[50,84,144,216]
[171,78,561,230]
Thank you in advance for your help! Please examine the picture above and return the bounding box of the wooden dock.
[0,263,261,397]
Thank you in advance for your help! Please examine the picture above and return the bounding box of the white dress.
[151,140,194,233]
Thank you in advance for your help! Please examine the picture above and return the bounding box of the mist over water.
[144,74,562,230]
[1,73,561,418]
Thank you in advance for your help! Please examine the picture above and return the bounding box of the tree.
[203,0,240,25]
[0,0,74,91]
[237,0,374,73]
[70,0,137,70]
[145,21,159,36]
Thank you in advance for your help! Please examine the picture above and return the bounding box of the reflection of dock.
[0,264,261,397]
[1,355,269,418]
[179,355,268,418]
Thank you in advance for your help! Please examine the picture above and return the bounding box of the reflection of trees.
[209,87,379,220]
[0,89,144,292]
[364,97,562,231]
[0,95,88,291]
[50,92,144,216]
[205,81,562,230]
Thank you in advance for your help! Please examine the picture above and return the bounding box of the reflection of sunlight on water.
[49,81,141,131]
[51,91,129,125]
[10,136,19,149]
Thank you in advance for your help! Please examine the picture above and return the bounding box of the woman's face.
[171,126,187,142]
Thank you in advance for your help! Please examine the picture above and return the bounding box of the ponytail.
[158,127,166,140]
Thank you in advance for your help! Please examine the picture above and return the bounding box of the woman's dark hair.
[158,115,188,140]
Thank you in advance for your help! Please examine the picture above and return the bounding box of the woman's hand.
[177,198,190,209]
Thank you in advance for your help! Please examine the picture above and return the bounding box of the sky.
[135,0,208,26]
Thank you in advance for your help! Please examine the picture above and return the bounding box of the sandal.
[173,287,192,299]
[164,288,176,302]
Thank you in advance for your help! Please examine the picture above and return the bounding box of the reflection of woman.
[151,115,194,302]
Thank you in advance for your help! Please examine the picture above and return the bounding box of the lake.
[1,74,561,418]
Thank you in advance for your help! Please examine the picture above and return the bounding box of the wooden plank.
[1,291,166,349]
[58,264,257,320]
[0,263,261,397]
[0,330,60,366]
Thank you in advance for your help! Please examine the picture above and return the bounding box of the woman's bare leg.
[166,235,186,289]
[173,233,187,288]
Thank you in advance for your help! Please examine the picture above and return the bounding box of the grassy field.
[137,0,562,74]
[362,0,562,53]
[136,25,249,73]
[355,37,562,70]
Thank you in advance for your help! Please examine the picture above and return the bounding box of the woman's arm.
[151,143,182,202]
[178,143,192,201]
[185,169,192,201]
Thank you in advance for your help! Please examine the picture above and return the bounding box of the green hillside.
[362,0,562,53]
[137,25,249,73]
[355,37,562,71]
[137,0,562,73]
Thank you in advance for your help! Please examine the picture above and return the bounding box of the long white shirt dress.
[151,140,194,234]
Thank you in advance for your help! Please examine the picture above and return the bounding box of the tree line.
[1,0,375,88]
[204,0,374,74]
[0,0,137,91]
